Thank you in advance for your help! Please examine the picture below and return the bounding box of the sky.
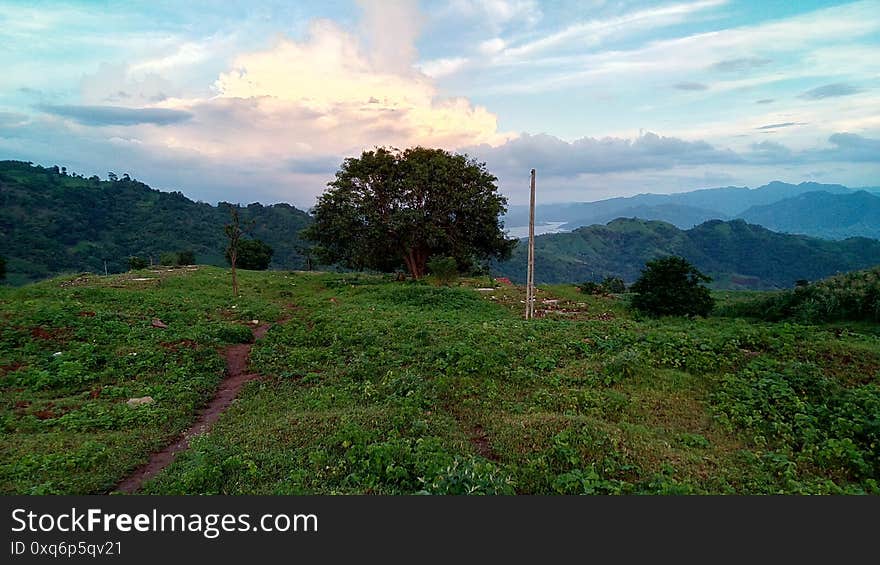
[1,0,878,207]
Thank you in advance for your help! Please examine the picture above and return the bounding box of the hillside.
[495,218,880,288]
[719,265,880,323]
[0,160,313,284]
[738,191,880,240]
[2,267,877,495]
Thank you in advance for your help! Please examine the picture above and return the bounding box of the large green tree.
[629,256,714,317]
[304,147,516,279]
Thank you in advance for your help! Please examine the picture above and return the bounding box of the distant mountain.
[737,191,880,240]
[0,160,313,285]
[560,203,726,230]
[494,218,880,289]
[504,181,860,231]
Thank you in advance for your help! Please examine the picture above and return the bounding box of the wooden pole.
[526,168,536,319]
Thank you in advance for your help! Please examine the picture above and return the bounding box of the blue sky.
[1,0,878,206]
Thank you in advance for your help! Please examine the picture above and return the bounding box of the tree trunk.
[231,251,239,296]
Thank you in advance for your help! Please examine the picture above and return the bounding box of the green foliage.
[176,250,196,266]
[578,281,602,295]
[0,161,312,284]
[602,276,626,294]
[630,256,714,317]
[427,256,458,286]
[159,252,177,266]
[720,266,880,323]
[226,239,273,271]
[127,256,149,270]
[0,256,5,280]
[711,358,880,481]
[303,147,516,279]
[3,267,878,495]
[579,277,625,295]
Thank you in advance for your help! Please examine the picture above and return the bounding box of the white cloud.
[35,3,513,204]
[443,0,542,31]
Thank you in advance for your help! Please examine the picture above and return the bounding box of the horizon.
[2,0,879,207]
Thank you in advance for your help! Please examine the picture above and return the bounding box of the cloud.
[420,57,469,78]
[0,111,30,128]
[22,2,511,204]
[470,131,741,178]
[749,140,793,161]
[501,0,726,60]
[823,132,880,162]
[37,104,193,126]
[755,98,774,104]
[80,63,178,105]
[798,83,864,100]
[755,122,805,130]
[673,81,708,91]
[286,155,343,175]
[709,56,771,72]
[473,0,880,96]
[442,0,541,32]
[356,0,423,74]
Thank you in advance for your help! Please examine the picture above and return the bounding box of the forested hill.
[0,160,312,285]
[494,217,880,289]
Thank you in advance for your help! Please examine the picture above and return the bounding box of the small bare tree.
[224,206,254,296]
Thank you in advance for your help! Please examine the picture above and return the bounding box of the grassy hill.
[1,267,877,494]
[495,218,880,289]
[0,160,313,285]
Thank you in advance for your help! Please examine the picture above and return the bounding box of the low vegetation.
[2,266,877,494]
[720,266,880,324]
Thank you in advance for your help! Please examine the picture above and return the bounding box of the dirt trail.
[114,323,272,494]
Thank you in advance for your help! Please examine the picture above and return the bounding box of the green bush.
[578,281,602,295]
[176,250,196,266]
[630,256,714,317]
[128,256,149,270]
[602,276,626,294]
[427,256,458,286]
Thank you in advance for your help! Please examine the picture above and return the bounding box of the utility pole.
[525,168,536,320]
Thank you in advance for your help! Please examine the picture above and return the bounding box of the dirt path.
[113,323,273,494]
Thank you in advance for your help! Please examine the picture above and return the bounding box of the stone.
[126,396,154,407]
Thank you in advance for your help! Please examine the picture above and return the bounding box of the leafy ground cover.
[2,267,877,494]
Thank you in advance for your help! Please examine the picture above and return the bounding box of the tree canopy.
[226,238,273,270]
[629,256,714,317]
[303,147,516,279]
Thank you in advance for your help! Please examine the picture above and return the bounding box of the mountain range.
[494,217,880,289]
[504,181,880,239]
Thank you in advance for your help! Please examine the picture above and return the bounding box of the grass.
[1,267,878,494]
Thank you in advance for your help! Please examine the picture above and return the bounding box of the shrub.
[427,256,458,286]
[629,256,714,317]
[128,256,149,270]
[176,250,196,266]
[578,281,602,295]
[159,252,177,266]
[602,276,626,294]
